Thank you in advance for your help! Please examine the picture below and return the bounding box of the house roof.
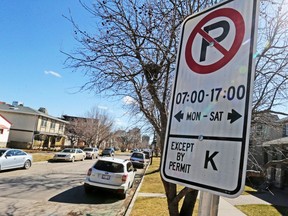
[0,114,12,126]
[0,124,9,129]
[280,116,288,122]
[263,137,288,146]
[0,103,68,124]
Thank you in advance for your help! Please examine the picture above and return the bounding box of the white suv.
[84,157,136,199]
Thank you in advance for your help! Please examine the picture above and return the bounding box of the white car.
[53,148,86,162]
[84,157,136,199]
[83,147,99,159]
[0,148,32,171]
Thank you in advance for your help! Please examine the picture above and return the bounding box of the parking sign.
[161,0,259,197]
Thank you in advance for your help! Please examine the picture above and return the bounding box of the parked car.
[130,152,148,168]
[0,148,32,171]
[101,147,115,157]
[53,148,86,162]
[130,148,139,153]
[143,149,152,159]
[84,157,136,199]
[83,147,99,159]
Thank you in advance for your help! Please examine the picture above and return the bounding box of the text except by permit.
[170,141,194,152]
[169,161,191,173]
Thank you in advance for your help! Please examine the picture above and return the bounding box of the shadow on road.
[248,187,288,207]
[49,185,121,204]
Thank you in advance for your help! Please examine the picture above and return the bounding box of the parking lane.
[0,155,145,215]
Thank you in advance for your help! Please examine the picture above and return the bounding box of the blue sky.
[0,0,133,129]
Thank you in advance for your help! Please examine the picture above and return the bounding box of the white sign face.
[161,0,258,197]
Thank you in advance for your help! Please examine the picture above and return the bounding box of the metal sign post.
[198,192,220,216]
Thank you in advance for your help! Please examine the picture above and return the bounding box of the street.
[0,155,143,216]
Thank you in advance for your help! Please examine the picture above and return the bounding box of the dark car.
[143,150,152,159]
[130,152,149,168]
[101,147,115,157]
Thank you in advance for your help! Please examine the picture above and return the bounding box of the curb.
[124,164,149,216]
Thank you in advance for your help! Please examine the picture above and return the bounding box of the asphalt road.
[0,154,144,216]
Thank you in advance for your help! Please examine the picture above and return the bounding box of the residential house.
[248,113,281,171]
[262,117,288,188]
[0,114,12,148]
[0,101,68,149]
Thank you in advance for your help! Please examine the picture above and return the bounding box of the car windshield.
[83,148,93,151]
[103,149,111,152]
[62,149,75,153]
[94,160,124,173]
[0,149,7,157]
[132,153,144,159]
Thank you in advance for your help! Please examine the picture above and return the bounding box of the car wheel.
[119,191,126,200]
[24,160,31,169]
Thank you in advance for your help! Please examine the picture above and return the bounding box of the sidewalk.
[134,192,248,216]
[134,192,285,216]
[218,197,246,216]
[127,159,288,216]
[128,170,288,216]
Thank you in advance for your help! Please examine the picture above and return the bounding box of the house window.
[50,122,56,129]
[59,124,64,131]
[0,129,3,134]
[256,125,263,136]
[285,124,288,137]
[41,118,47,127]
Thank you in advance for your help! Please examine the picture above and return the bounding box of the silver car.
[130,152,149,168]
[83,147,99,159]
[0,148,32,171]
[53,148,86,162]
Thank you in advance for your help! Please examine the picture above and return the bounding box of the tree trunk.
[162,180,179,215]
[180,189,198,216]
[168,201,180,216]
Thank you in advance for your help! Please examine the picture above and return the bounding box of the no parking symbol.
[185,8,245,74]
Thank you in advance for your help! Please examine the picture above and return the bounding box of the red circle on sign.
[185,8,245,74]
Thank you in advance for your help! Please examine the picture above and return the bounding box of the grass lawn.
[236,204,288,216]
[31,152,54,162]
[130,157,288,216]
[131,157,198,215]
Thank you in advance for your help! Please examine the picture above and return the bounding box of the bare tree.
[65,107,113,148]
[64,0,288,214]
[247,0,288,180]
[252,0,288,118]
[64,1,218,214]
[115,130,130,150]
[113,128,142,150]
[84,107,114,148]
